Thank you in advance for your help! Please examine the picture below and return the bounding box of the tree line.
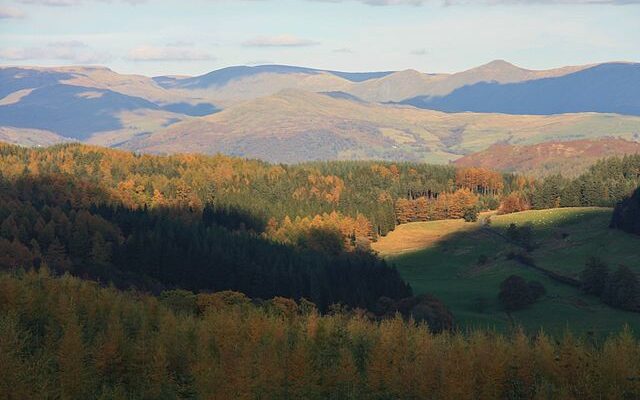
[0,172,411,311]
[499,154,640,214]
[2,270,639,400]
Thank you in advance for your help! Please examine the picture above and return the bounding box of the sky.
[0,0,639,77]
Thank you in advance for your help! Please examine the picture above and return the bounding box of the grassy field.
[373,207,640,336]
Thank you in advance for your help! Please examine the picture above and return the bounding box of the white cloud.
[333,47,355,53]
[12,0,640,6]
[315,0,640,4]
[411,48,429,55]
[0,41,110,63]
[0,6,26,18]
[16,0,144,6]
[242,35,320,47]
[127,45,215,61]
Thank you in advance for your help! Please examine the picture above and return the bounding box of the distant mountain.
[146,60,599,106]
[96,89,640,164]
[0,84,164,140]
[0,66,219,140]
[402,63,640,116]
[154,65,395,89]
[347,60,591,103]
[454,138,640,176]
[3,61,640,168]
[0,127,69,147]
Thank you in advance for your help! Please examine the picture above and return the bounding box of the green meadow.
[375,207,640,336]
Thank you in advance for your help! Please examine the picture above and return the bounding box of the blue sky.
[1,0,639,76]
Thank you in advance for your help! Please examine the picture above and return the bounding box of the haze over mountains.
[1,60,640,167]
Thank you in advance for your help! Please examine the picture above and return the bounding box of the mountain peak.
[478,59,520,70]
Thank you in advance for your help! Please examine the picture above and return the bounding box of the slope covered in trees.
[1,141,638,315]
[2,270,640,400]
[0,143,420,311]
[0,142,513,237]
[499,154,640,213]
[611,186,640,235]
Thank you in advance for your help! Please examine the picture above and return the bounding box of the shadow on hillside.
[0,174,412,312]
[385,209,629,334]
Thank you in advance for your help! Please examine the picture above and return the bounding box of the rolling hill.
[373,208,640,335]
[402,63,640,116]
[0,66,218,140]
[2,61,640,169]
[99,89,640,163]
[454,138,640,177]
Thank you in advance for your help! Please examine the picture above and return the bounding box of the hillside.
[104,89,640,163]
[3,61,640,169]
[403,63,640,116]
[4,270,640,400]
[0,66,216,140]
[373,208,640,335]
[0,127,69,147]
[454,138,640,177]
[158,60,593,104]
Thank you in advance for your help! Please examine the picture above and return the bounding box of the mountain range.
[1,60,639,168]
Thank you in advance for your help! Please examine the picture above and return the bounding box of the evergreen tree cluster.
[498,275,546,312]
[611,186,640,235]
[0,173,410,312]
[581,257,640,312]
[503,154,640,212]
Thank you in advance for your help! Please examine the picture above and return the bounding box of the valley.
[374,208,640,335]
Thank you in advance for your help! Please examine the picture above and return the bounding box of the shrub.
[498,275,546,312]
[601,266,640,311]
[527,280,547,300]
[498,192,531,215]
[580,257,609,296]
[463,207,479,222]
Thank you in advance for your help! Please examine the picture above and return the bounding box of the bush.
[376,294,455,333]
[580,257,609,296]
[610,186,640,235]
[463,207,479,222]
[506,223,535,251]
[498,192,531,215]
[601,266,640,311]
[506,223,519,241]
[498,275,546,312]
[527,280,546,300]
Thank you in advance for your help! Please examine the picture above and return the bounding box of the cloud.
[411,48,429,55]
[333,47,355,53]
[315,0,640,4]
[0,41,110,63]
[13,0,640,6]
[127,45,215,61]
[442,0,640,4]
[0,6,26,18]
[16,0,144,6]
[243,35,320,47]
[17,0,80,6]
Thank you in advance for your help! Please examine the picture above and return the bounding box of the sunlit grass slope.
[373,207,640,336]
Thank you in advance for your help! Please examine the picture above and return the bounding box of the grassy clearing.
[374,207,640,336]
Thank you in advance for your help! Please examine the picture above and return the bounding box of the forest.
[1,142,640,399]
[2,270,640,400]
[1,142,639,309]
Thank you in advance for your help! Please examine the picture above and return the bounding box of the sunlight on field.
[372,218,477,256]
[375,207,640,335]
